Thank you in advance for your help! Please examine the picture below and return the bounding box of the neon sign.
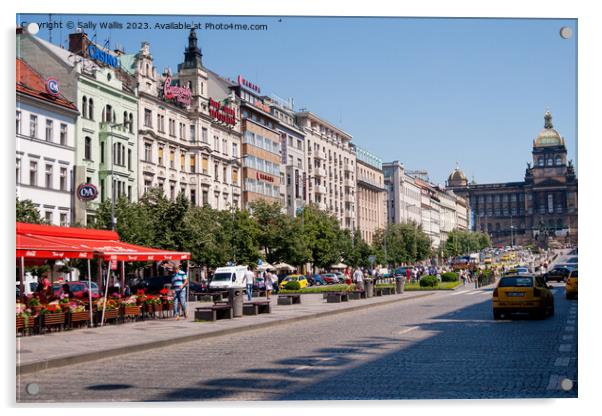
[163,77,192,106]
[237,75,261,94]
[87,44,120,68]
[209,98,236,126]
[256,172,274,183]
[45,77,60,96]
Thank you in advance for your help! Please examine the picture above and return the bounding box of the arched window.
[129,113,134,133]
[82,96,88,118]
[123,111,128,129]
[84,137,92,160]
[88,99,94,120]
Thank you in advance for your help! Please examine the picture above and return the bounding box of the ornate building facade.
[447,111,578,246]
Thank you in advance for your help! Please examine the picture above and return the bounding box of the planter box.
[122,305,141,317]
[16,316,36,335]
[102,308,120,321]
[42,312,65,332]
[69,311,91,328]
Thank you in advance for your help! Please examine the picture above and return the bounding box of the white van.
[208,266,248,290]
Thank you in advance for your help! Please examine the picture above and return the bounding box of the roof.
[16,222,190,261]
[534,111,565,148]
[16,58,78,111]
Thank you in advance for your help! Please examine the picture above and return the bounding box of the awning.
[16,222,190,261]
[16,233,93,259]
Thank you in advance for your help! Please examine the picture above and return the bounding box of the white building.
[296,111,357,230]
[16,58,78,226]
[383,161,422,226]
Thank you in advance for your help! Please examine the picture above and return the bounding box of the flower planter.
[102,308,120,321]
[69,311,91,329]
[121,305,141,322]
[16,315,35,335]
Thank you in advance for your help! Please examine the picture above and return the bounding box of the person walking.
[353,267,364,291]
[172,264,188,320]
[406,267,411,283]
[265,270,275,300]
[243,266,255,302]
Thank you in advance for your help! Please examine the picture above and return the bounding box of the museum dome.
[534,111,565,147]
[448,163,468,187]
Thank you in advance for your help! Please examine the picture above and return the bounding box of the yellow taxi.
[492,274,554,320]
[565,269,578,299]
[279,274,308,290]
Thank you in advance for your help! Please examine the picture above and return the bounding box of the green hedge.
[419,275,438,288]
[284,281,301,291]
[441,272,459,282]
[280,284,355,294]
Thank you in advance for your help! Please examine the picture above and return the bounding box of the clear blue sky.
[17,14,577,185]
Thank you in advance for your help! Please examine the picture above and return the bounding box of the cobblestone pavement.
[17,282,577,402]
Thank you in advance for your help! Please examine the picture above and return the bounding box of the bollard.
[395,276,404,294]
[365,278,374,298]
[228,287,244,317]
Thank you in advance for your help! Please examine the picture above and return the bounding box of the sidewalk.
[17,291,433,374]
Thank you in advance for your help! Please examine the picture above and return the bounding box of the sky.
[17,14,577,185]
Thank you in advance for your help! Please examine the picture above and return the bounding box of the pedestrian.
[353,267,364,291]
[243,266,255,302]
[265,270,275,300]
[461,270,466,286]
[60,283,73,300]
[171,264,188,320]
[406,267,411,283]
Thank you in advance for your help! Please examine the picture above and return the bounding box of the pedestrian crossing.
[449,289,492,296]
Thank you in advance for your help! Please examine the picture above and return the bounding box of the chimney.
[68,32,89,58]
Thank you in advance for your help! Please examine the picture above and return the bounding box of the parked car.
[129,275,173,293]
[565,269,578,299]
[279,274,309,289]
[492,274,554,320]
[333,272,345,282]
[321,273,339,284]
[208,266,249,290]
[309,274,325,286]
[52,281,100,299]
[544,267,572,283]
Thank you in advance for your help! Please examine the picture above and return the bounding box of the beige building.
[129,30,243,209]
[296,112,357,230]
[353,145,386,244]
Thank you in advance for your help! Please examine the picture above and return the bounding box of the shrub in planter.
[419,275,439,288]
[284,281,301,291]
[441,272,459,282]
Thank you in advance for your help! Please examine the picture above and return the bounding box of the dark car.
[544,267,571,283]
[309,274,325,286]
[130,275,173,294]
[52,281,100,299]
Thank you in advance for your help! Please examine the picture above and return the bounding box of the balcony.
[344,163,353,172]
[314,167,327,178]
[314,152,326,161]
[345,208,354,218]
[344,177,354,188]
[344,193,355,203]
[315,185,327,195]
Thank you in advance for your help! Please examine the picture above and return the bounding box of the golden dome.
[534,111,565,147]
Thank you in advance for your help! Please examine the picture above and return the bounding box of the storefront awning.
[16,233,93,259]
[16,222,190,261]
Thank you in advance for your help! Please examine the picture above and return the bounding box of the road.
[17,281,577,402]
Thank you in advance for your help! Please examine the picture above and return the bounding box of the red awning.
[16,233,94,259]
[16,222,190,261]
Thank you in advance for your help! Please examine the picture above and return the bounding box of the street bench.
[277,294,302,305]
[252,290,267,298]
[194,304,233,322]
[243,300,272,315]
[348,290,366,300]
[326,292,350,303]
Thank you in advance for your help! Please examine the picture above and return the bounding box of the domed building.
[447,111,577,247]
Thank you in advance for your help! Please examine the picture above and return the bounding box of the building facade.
[448,111,578,246]
[354,145,386,244]
[296,112,357,230]
[383,161,422,226]
[129,31,242,210]
[18,31,139,226]
[267,95,305,217]
[231,76,282,208]
[16,58,79,226]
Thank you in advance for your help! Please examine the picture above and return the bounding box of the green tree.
[16,198,46,224]
[182,205,229,269]
[301,205,341,269]
[249,200,290,264]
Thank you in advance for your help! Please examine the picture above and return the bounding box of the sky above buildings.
[17,14,577,185]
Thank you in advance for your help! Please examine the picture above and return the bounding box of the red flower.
[136,289,145,295]
[159,288,169,295]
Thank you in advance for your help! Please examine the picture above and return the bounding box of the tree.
[16,198,46,224]
[300,205,341,269]
[182,205,229,269]
[249,200,290,264]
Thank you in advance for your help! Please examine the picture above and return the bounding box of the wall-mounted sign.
[87,44,120,68]
[77,183,98,201]
[163,77,192,107]
[209,98,236,126]
[253,100,271,114]
[237,75,261,94]
[45,77,60,96]
[256,172,274,183]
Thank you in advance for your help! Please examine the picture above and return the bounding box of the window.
[232,143,238,157]
[144,143,152,162]
[60,213,68,226]
[103,104,114,123]
[59,124,67,145]
[190,189,196,206]
[59,167,67,191]
[29,115,37,138]
[100,142,105,164]
[82,96,88,118]
[16,159,21,184]
[16,111,21,134]
[179,122,185,139]
[169,150,175,168]
[169,119,176,136]
[128,149,132,170]
[555,156,562,166]
[88,99,94,120]
[128,185,132,202]
[546,158,553,166]
[223,166,227,183]
[180,152,186,170]
[202,127,208,143]
[538,157,544,167]
[84,136,92,160]
[297,139,303,150]
[190,155,196,173]
[214,163,219,181]
[158,146,164,166]
[190,125,196,142]
[45,211,53,223]
[232,169,238,185]
[222,139,228,155]
[202,190,209,206]
[214,136,219,152]
[202,157,208,174]
[144,109,152,127]
[129,114,134,133]
[29,161,37,186]
[44,164,53,188]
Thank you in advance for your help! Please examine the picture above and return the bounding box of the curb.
[17,292,434,375]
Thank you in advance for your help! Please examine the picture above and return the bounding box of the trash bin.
[395,276,404,294]
[228,287,244,317]
[365,278,374,298]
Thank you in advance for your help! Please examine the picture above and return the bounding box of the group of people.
[242,266,278,301]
